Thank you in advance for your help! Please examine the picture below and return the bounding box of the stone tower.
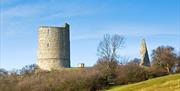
[140,39,150,67]
[37,23,70,71]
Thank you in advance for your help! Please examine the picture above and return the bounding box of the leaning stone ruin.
[140,39,151,67]
[37,23,70,71]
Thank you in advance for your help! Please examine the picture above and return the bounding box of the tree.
[151,46,177,73]
[95,34,125,85]
[175,52,180,73]
[20,64,38,75]
[0,68,8,78]
[129,58,141,65]
[97,34,125,62]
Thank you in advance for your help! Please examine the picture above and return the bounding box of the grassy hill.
[106,74,180,91]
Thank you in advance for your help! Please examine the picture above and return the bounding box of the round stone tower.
[37,23,70,71]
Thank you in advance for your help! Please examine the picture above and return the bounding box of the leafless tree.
[129,58,141,65]
[175,52,180,73]
[20,64,38,75]
[151,46,177,73]
[96,34,125,84]
[97,34,125,62]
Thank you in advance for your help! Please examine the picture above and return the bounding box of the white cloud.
[1,0,104,21]
[97,24,180,37]
[0,0,21,4]
[1,1,105,38]
[70,23,179,42]
[1,4,44,19]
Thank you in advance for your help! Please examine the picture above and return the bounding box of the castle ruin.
[37,23,70,71]
[140,39,151,67]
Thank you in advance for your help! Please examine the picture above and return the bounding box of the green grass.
[106,74,180,91]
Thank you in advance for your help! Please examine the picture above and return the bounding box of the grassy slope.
[106,74,180,91]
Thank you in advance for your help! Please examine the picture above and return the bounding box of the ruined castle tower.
[37,23,70,70]
[140,39,150,67]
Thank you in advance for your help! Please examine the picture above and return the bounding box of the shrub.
[115,63,148,84]
[0,62,173,91]
[147,67,168,78]
[94,58,118,86]
[0,68,108,91]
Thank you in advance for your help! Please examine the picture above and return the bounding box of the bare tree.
[20,64,38,75]
[175,52,180,73]
[129,58,141,65]
[151,46,177,73]
[0,68,8,78]
[96,34,125,85]
[97,34,125,62]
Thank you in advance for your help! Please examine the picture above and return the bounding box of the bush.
[115,63,148,84]
[147,67,168,78]
[0,68,8,79]
[0,68,107,91]
[94,58,118,86]
[0,62,173,91]
[19,64,38,75]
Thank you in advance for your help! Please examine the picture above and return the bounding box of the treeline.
[0,34,180,91]
[0,59,179,91]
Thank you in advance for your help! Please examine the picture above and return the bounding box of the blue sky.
[0,0,180,70]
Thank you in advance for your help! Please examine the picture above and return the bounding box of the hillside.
[106,74,180,91]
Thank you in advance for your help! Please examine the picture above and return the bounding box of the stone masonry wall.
[37,24,70,71]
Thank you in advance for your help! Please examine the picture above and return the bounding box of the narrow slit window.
[47,43,49,48]
[47,29,50,35]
